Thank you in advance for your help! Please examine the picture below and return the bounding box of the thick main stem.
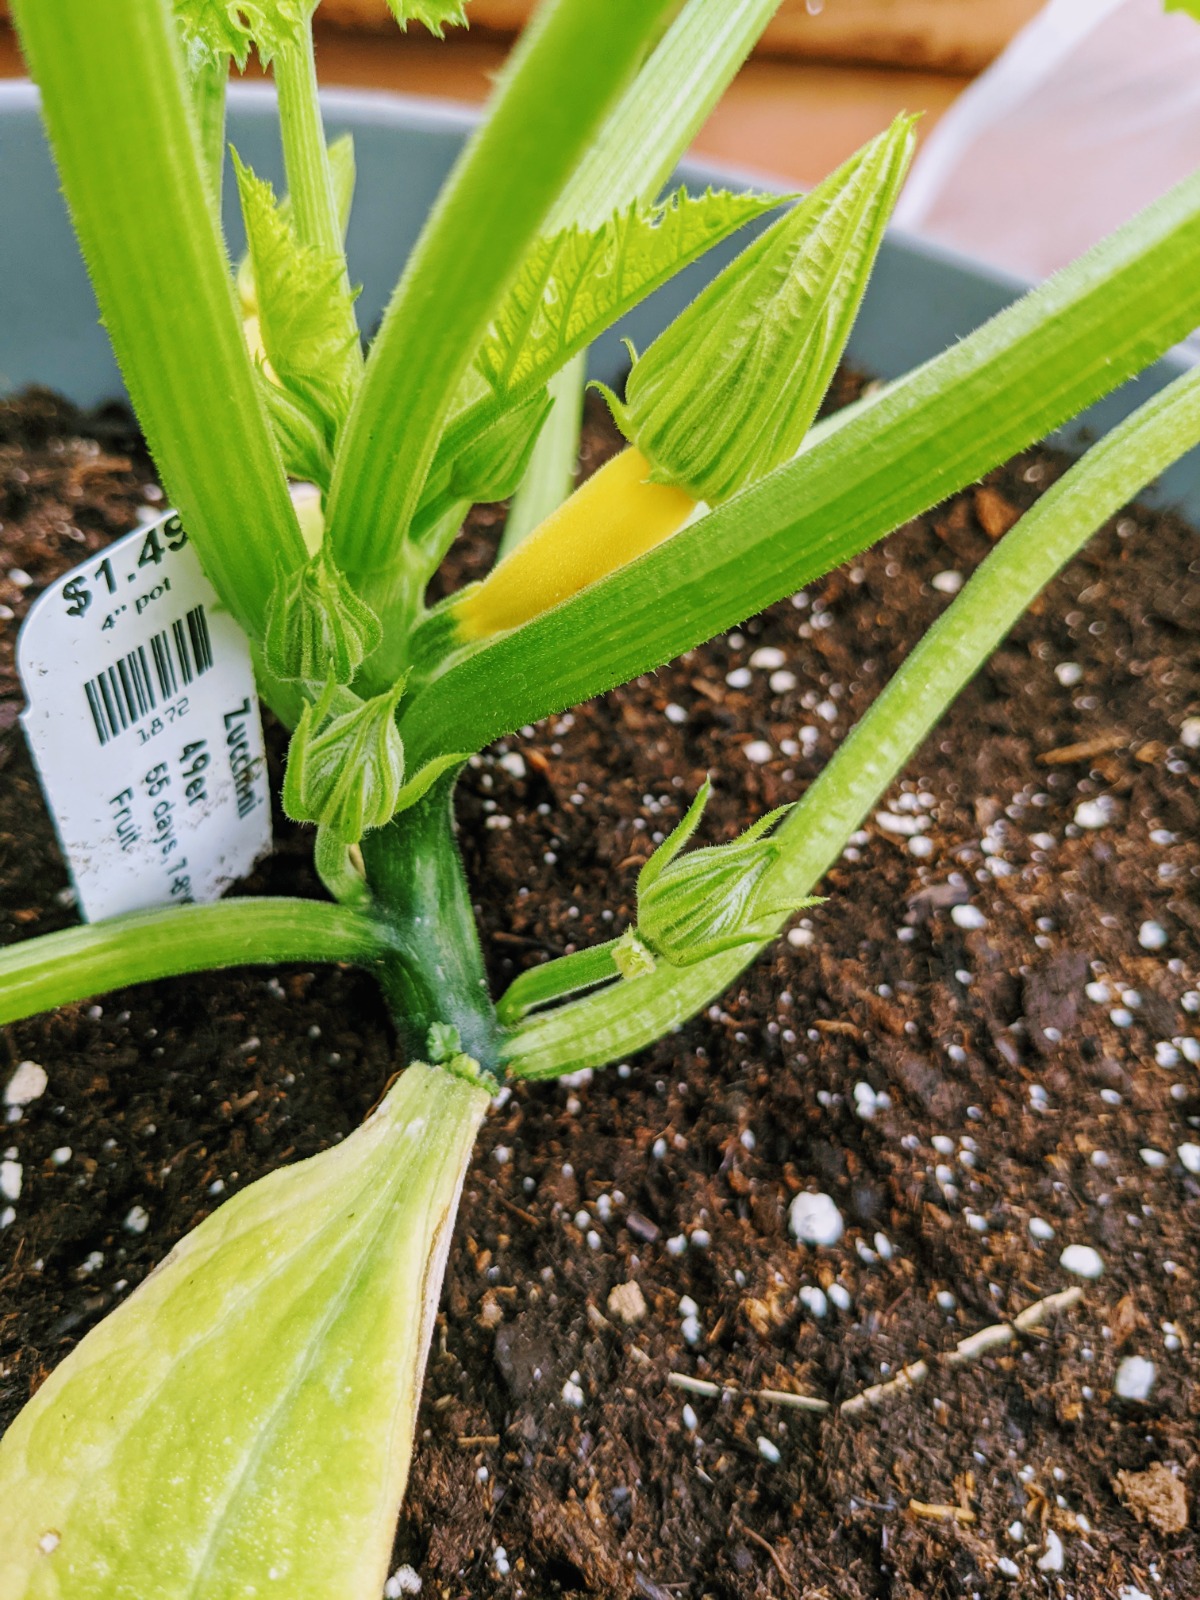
[362,776,499,1069]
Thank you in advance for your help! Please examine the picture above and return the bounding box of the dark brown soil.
[2,383,1199,1600]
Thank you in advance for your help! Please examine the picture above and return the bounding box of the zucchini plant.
[4,0,1200,1593]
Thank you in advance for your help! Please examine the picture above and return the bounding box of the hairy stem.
[190,53,229,214]
[0,898,396,1027]
[326,0,678,669]
[10,0,305,638]
[273,23,363,388]
[502,363,1200,1078]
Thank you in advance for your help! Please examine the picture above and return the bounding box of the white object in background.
[895,0,1200,282]
[19,515,272,922]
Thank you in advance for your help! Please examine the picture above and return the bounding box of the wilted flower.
[0,1060,490,1599]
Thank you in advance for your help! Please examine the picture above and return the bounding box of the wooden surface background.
[315,0,1041,73]
[0,1,1040,192]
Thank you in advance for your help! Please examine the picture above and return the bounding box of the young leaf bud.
[603,114,917,504]
[264,546,382,684]
[283,676,407,844]
[634,782,818,966]
[449,389,553,504]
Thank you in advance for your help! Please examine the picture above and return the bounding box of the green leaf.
[605,117,915,502]
[1165,0,1200,17]
[399,158,1200,771]
[475,188,785,409]
[234,151,362,446]
[264,545,383,684]
[0,1063,488,1599]
[386,0,469,35]
[283,679,408,844]
[172,0,308,69]
[237,134,357,314]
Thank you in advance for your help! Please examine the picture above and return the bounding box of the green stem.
[314,828,372,908]
[361,777,499,1069]
[763,362,1200,902]
[273,26,340,256]
[325,0,678,666]
[0,898,395,1027]
[502,362,1200,1078]
[495,935,620,1025]
[190,53,228,214]
[549,0,785,229]
[10,0,305,640]
[273,24,363,386]
[497,355,584,559]
[399,160,1200,773]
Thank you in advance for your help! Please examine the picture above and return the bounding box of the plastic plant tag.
[17,513,271,921]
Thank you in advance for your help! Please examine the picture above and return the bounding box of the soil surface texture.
[1,384,1199,1600]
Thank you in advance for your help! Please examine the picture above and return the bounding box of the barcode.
[84,606,213,746]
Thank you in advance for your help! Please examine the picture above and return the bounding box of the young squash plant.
[5,0,1200,1593]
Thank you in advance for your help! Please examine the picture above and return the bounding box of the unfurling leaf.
[634,779,820,965]
[385,0,469,37]
[257,372,335,487]
[475,188,785,408]
[0,1062,489,1600]
[172,0,308,70]
[237,134,357,316]
[604,115,917,504]
[233,151,361,448]
[264,546,382,683]
[283,677,407,843]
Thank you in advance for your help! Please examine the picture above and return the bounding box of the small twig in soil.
[732,1515,799,1595]
[944,1286,1083,1365]
[668,1287,1084,1422]
[1036,731,1126,764]
[489,1188,539,1228]
[456,1434,500,1448]
[839,1361,929,1418]
[667,1372,830,1414]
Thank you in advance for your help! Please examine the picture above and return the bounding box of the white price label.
[18,513,272,922]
